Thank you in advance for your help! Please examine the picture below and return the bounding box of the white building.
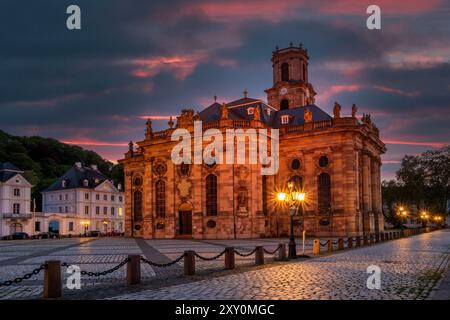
[0,162,33,237]
[40,162,124,235]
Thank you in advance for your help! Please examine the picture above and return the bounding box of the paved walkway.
[0,231,449,300]
[109,230,450,300]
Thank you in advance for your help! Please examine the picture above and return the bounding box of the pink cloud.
[138,115,178,120]
[318,0,442,15]
[62,140,129,147]
[384,140,448,148]
[128,52,208,80]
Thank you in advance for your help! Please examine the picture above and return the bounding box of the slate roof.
[199,97,331,128]
[0,162,23,183]
[44,164,108,192]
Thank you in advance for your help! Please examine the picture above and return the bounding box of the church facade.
[119,45,386,239]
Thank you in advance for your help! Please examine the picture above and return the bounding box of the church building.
[119,44,386,239]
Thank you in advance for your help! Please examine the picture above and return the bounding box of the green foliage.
[382,145,450,220]
[0,129,124,211]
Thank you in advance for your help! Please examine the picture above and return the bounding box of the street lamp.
[397,206,408,231]
[276,184,306,259]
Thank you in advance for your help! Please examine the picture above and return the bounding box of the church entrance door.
[179,211,192,235]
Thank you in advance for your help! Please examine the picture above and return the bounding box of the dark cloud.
[0,0,449,177]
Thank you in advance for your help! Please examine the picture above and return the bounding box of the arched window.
[155,180,165,218]
[280,99,289,110]
[281,62,289,81]
[133,191,142,221]
[206,174,217,216]
[318,173,331,214]
[289,175,303,191]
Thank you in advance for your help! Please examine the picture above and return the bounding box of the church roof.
[44,164,109,192]
[272,105,332,128]
[199,97,331,128]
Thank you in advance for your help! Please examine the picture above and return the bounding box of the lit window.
[266,108,271,116]
[118,208,123,217]
[281,115,289,124]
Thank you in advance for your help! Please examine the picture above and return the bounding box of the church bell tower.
[265,43,316,110]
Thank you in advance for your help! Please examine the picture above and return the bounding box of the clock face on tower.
[280,87,288,95]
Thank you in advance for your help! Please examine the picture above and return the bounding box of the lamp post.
[276,183,306,259]
[397,206,408,231]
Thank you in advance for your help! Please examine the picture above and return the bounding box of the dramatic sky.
[1,0,449,180]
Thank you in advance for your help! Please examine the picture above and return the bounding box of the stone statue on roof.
[220,103,228,120]
[333,102,341,119]
[145,119,153,140]
[351,104,358,118]
[253,106,261,121]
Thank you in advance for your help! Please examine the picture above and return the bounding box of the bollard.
[363,235,368,246]
[184,250,195,276]
[380,233,385,242]
[338,238,344,250]
[255,246,264,265]
[348,237,353,248]
[224,247,235,270]
[127,255,141,285]
[43,260,62,299]
[313,239,320,255]
[375,234,380,243]
[278,243,287,261]
[356,236,361,247]
[327,240,333,253]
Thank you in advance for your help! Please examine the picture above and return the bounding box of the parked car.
[33,232,59,239]
[87,230,101,237]
[1,232,30,240]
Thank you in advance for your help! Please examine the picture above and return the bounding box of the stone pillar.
[142,159,153,239]
[362,152,372,233]
[124,171,133,237]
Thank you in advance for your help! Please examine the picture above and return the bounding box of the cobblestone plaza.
[0,230,449,300]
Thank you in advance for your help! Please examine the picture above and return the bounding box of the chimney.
[91,164,98,170]
[118,183,122,191]
[75,162,82,168]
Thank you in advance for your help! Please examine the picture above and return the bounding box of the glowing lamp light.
[293,192,306,202]
[277,192,286,202]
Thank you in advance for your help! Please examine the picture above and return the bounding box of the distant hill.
[0,129,124,211]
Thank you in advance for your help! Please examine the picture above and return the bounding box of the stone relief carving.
[304,108,312,123]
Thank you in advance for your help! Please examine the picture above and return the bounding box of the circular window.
[319,156,329,168]
[155,164,167,175]
[291,159,301,170]
[134,224,141,231]
[180,163,190,176]
[206,220,216,228]
[134,177,142,186]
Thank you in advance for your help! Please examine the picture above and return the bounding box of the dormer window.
[62,180,67,188]
[247,107,255,115]
[266,108,272,116]
[281,115,290,125]
[83,179,89,187]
